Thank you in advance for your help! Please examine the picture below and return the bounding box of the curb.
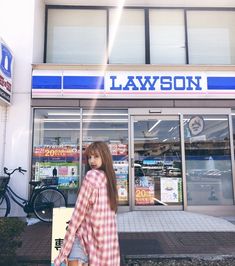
[123,254,235,265]
[17,256,50,266]
[124,254,235,260]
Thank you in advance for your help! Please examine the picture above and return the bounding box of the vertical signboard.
[0,38,13,104]
[51,208,73,266]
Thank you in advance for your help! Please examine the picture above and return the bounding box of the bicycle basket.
[0,176,10,195]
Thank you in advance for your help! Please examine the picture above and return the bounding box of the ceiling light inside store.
[148,120,161,132]
[84,127,128,131]
[44,128,127,131]
[84,118,128,122]
[183,118,227,122]
[168,126,176,132]
[47,112,80,116]
[44,118,128,123]
[204,118,227,121]
[47,112,128,116]
[135,137,159,141]
[83,113,128,116]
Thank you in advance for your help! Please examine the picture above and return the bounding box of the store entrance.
[130,115,183,210]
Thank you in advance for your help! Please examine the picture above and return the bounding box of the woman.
[54,141,120,266]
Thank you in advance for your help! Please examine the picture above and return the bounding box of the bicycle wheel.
[0,194,10,217]
[33,187,67,223]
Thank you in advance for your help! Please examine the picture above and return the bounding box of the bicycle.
[0,167,67,223]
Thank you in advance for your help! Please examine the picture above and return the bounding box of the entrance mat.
[119,233,163,255]
[118,232,235,256]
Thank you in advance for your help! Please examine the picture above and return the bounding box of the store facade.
[1,0,235,217]
[28,2,235,216]
[31,65,235,215]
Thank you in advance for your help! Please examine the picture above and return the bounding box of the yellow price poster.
[135,186,154,205]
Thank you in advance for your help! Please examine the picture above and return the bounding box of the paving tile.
[16,211,235,264]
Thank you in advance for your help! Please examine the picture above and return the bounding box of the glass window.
[108,9,145,64]
[82,109,129,205]
[32,109,80,205]
[184,115,233,205]
[46,9,106,64]
[187,11,235,64]
[149,9,186,64]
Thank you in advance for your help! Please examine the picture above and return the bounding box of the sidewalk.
[16,211,235,265]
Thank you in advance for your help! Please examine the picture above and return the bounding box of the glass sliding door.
[131,115,183,209]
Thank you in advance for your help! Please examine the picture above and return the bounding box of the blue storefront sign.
[0,38,13,104]
[32,69,235,99]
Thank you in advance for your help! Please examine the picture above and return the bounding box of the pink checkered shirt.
[54,169,120,266]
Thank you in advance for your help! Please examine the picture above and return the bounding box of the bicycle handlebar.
[4,167,27,176]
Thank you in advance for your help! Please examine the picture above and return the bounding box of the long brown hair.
[85,141,118,212]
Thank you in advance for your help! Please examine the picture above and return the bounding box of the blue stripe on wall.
[207,77,235,90]
[63,76,104,90]
[32,76,62,89]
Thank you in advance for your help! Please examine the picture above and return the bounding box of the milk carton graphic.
[0,41,13,79]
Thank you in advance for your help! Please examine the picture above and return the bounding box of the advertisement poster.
[109,144,128,156]
[33,145,79,160]
[35,162,79,189]
[113,161,128,204]
[51,208,73,266]
[135,176,154,205]
[33,145,79,189]
[116,174,128,204]
[160,177,182,203]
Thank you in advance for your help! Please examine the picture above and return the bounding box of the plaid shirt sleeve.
[54,171,96,266]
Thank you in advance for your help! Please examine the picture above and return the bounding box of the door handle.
[131,158,134,168]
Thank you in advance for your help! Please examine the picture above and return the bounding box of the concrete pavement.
[16,211,235,265]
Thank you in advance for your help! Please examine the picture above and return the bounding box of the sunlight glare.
[107,0,126,61]
[89,0,126,117]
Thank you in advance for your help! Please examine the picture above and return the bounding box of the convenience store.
[1,0,235,217]
[31,64,235,215]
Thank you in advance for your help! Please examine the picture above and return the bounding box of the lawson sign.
[32,70,235,99]
[0,38,13,104]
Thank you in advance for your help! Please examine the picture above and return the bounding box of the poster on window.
[33,145,79,160]
[35,162,79,189]
[135,176,154,205]
[108,144,128,156]
[113,161,128,204]
[116,174,128,203]
[160,177,182,202]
